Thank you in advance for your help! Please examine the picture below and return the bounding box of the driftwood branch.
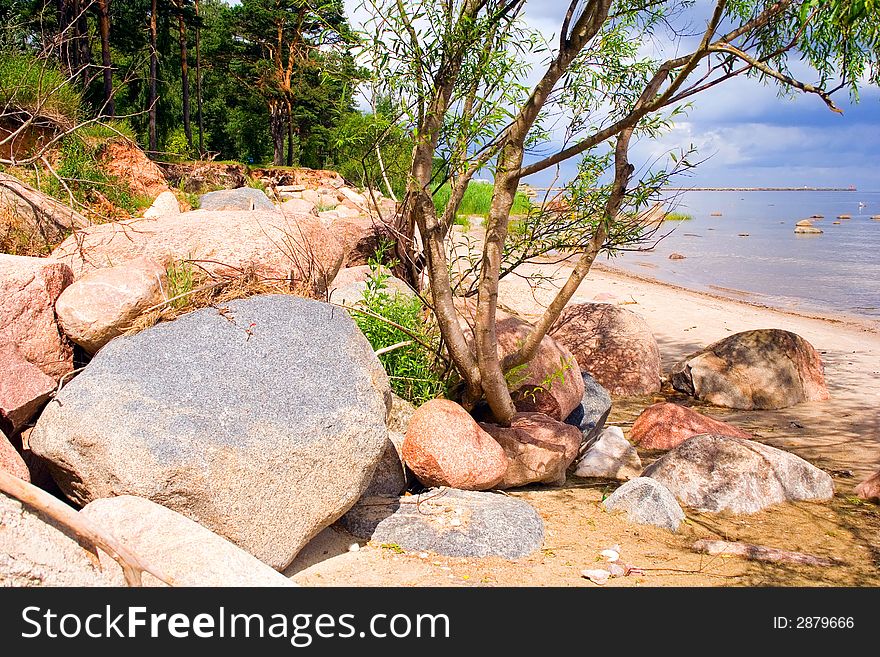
[0,469,176,586]
[692,539,839,567]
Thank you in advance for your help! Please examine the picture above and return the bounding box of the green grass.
[433,181,532,219]
[164,260,197,309]
[0,53,81,123]
[665,212,693,221]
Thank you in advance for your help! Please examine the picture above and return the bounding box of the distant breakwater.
[526,186,857,193]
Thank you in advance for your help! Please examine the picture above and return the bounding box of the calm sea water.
[606,190,880,320]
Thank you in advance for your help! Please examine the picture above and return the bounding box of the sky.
[343,1,880,191]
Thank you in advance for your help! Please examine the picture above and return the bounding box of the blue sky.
[345,1,880,191]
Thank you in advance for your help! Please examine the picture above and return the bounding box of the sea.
[604,190,880,321]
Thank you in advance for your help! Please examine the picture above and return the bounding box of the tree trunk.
[176,2,192,149]
[195,0,204,154]
[148,0,158,155]
[286,113,295,167]
[57,0,76,76]
[96,0,114,116]
[473,145,523,425]
[270,102,285,166]
[75,0,91,75]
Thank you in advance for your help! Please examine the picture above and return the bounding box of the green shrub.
[163,127,198,161]
[665,212,692,221]
[353,246,446,405]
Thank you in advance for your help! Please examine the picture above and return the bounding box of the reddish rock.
[670,329,829,410]
[630,402,751,450]
[402,399,508,490]
[480,413,582,488]
[0,345,56,435]
[55,257,167,354]
[0,431,30,481]
[0,254,73,380]
[549,303,661,397]
[855,470,880,502]
[458,304,584,421]
[50,210,344,296]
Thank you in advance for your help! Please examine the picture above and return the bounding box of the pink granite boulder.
[670,329,829,410]
[54,257,167,353]
[0,345,56,436]
[0,254,73,380]
[855,470,880,503]
[402,399,508,490]
[480,412,582,488]
[0,431,30,481]
[549,303,661,397]
[630,402,751,450]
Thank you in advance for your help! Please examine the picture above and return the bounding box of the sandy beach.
[288,257,880,587]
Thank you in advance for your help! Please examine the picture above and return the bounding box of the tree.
[94,0,114,116]
[172,0,193,148]
[148,0,157,153]
[361,0,880,424]
[194,0,203,152]
[233,0,351,166]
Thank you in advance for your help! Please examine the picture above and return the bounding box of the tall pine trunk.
[148,0,158,154]
[286,101,294,167]
[270,102,285,166]
[195,0,204,154]
[96,0,114,116]
[176,1,192,149]
[75,0,91,75]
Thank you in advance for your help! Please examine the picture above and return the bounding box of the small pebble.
[348,543,360,552]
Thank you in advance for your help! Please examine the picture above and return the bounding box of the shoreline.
[591,261,880,334]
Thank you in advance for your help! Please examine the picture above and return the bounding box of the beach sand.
[288,258,880,587]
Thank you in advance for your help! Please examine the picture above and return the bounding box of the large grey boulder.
[30,295,391,570]
[80,496,295,586]
[339,488,544,560]
[602,477,685,532]
[0,492,117,586]
[564,372,612,450]
[198,187,276,212]
[643,434,834,514]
